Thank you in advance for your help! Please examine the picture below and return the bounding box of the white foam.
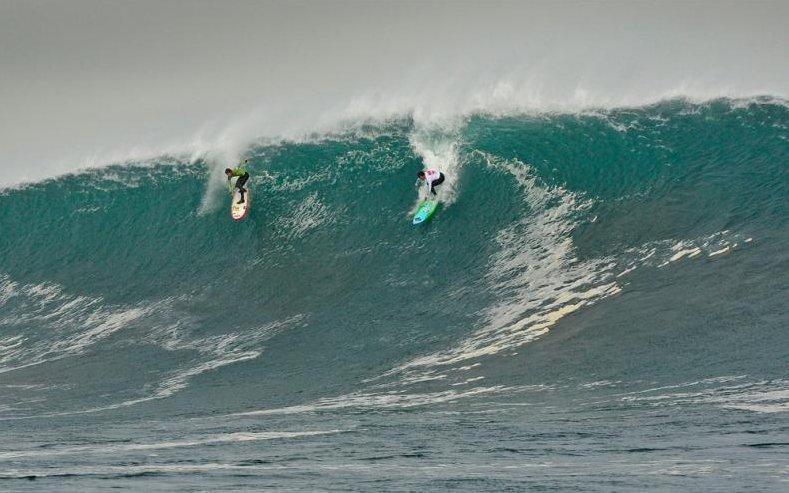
[580,380,622,389]
[0,276,151,374]
[616,266,637,278]
[60,315,304,415]
[367,157,626,381]
[275,192,334,239]
[621,231,750,271]
[0,429,342,460]
[452,376,485,386]
[409,129,462,207]
[0,273,303,418]
[709,246,730,257]
[620,377,789,414]
[669,247,702,262]
[373,220,750,388]
[0,463,251,479]
[232,386,511,417]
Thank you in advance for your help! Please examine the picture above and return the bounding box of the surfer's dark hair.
[416,170,425,178]
[224,168,232,174]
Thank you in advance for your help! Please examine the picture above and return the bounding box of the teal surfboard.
[412,200,438,225]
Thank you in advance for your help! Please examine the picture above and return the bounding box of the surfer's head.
[224,168,232,176]
[416,171,425,179]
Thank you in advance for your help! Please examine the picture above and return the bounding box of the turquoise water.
[0,98,787,490]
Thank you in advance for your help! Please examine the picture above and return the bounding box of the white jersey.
[423,169,442,193]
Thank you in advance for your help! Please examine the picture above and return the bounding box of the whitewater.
[1,1,788,491]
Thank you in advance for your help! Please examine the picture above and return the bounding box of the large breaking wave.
[1,98,787,422]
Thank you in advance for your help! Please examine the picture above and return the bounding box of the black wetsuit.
[429,172,445,195]
[235,172,249,191]
[228,168,250,204]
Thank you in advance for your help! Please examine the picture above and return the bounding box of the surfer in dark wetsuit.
[225,160,249,204]
[416,169,445,196]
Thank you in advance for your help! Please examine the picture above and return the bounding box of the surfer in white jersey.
[416,169,445,197]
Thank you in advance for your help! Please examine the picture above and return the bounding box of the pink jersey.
[423,169,442,193]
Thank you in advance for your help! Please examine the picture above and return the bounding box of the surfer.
[416,169,445,197]
[225,161,249,204]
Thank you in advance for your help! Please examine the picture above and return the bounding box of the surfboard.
[230,189,250,221]
[412,199,438,225]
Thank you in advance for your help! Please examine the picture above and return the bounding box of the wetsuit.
[423,169,445,196]
[228,166,249,203]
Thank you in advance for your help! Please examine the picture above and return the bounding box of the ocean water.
[0,98,787,491]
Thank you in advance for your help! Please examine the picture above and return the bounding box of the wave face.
[1,99,788,490]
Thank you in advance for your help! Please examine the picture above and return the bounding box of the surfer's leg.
[430,173,445,195]
[236,173,249,193]
[235,173,249,203]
